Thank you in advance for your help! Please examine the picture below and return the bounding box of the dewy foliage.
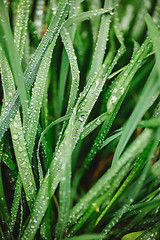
[0,0,160,240]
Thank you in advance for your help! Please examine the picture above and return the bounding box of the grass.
[0,0,159,239]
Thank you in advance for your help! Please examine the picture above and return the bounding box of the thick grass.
[0,0,160,240]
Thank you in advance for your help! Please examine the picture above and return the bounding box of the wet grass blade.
[14,0,31,61]
[60,27,80,113]
[25,38,57,159]
[112,64,159,166]
[64,8,111,28]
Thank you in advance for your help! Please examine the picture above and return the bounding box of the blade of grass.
[60,26,80,114]
[54,113,74,240]
[87,0,113,82]
[14,0,31,62]
[138,118,160,128]
[64,8,112,28]
[24,37,57,159]
[57,0,80,118]
[111,64,158,166]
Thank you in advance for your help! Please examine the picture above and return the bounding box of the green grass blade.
[81,112,108,139]
[57,0,80,118]
[25,38,56,159]
[87,0,113,81]
[14,0,31,61]
[0,1,28,123]
[138,118,160,128]
[100,129,122,149]
[64,8,111,28]
[55,113,74,240]
[111,64,158,166]
[145,13,160,86]
[60,27,80,113]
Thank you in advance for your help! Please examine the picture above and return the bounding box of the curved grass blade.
[64,8,112,28]
[111,64,158,166]
[0,0,69,141]
[21,109,77,239]
[0,1,28,123]
[101,128,160,236]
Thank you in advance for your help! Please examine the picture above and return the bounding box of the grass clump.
[0,0,160,239]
